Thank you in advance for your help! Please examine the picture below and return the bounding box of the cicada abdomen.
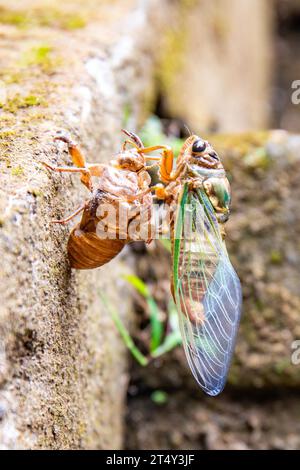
[68,230,125,269]
[68,188,153,269]
[68,191,125,269]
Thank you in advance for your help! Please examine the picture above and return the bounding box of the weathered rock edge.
[0,0,168,450]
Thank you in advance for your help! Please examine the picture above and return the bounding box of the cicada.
[42,130,161,268]
[44,129,242,396]
[153,135,242,396]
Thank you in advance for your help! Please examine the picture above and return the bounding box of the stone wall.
[0,0,168,449]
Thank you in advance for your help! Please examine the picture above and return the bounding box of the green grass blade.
[100,291,149,367]
[124,274,163,352]
[147,297,163,352]
[123,274,149,297]
[151,331,182,358]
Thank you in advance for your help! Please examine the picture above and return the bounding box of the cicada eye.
[192,139,207,154]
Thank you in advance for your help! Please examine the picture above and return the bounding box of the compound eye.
[192,138,207,154]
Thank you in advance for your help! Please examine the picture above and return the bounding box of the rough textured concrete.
[0,0,169,449]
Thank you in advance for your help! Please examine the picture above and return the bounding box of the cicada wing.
[173,185,242,396]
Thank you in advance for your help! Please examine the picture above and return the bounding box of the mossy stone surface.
[0,0,172,450]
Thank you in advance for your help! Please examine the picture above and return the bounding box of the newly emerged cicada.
[152,135,242,396]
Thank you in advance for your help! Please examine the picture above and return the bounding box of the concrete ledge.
[0,0,168,449]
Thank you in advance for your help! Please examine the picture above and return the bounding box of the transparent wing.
[173,184,242,396]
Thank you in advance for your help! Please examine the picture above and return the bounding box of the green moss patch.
[0,93,47,113]
[0,6,87,31]
[11,165,24,176]
[20,44,62,73]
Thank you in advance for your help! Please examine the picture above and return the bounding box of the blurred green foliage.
[140,115,183,156]
[100,274,182,367]
[150,390,169,405]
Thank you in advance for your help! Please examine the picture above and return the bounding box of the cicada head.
[112,149,145,172]
[180,135,224,171]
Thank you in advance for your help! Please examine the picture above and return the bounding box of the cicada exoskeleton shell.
[42,130,155,270]
[68,188,153,269]
[67,191,125,269]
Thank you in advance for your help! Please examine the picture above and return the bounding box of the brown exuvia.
[42,130,159,269]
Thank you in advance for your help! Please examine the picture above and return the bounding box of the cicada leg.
[121,139,140,152]
[51,202,87,225]
[121,130,176,182]
[121,129,143,149]
[122,187,153,203]
[137,145,175,183]
[54,131,95,191]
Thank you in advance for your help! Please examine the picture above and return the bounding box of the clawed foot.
[54,130,77,148]
[40,160,55,171]
[39,160,90,174]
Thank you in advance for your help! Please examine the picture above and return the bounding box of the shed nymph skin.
[42,130,157,269]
